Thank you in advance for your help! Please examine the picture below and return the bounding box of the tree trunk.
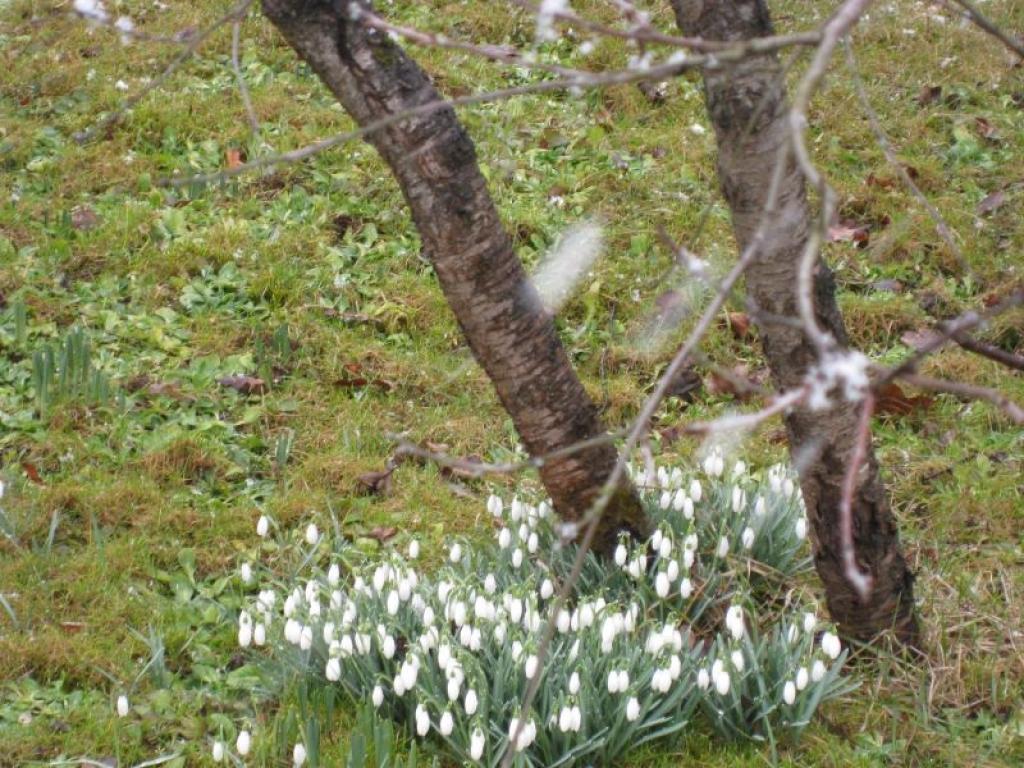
[670,0,919,645]
[261,0,648,552]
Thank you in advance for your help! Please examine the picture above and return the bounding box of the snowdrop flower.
[299,625,313,651]
[253,623,266,646]
[524,654,539,679]
[381,634,396,659]
[725,605,745,640]
[470,728,485,760]
[731,486,746,513]
[658,536,672,559]
[659,490,672,510]
[783,680,797,705]
[786,623,799,644]
[236,730,251,756]
[652,529,664,552]
[498,528,512,549]
[527,531,539,553]
[803,612,817,634]
[212,741,225,763]
[569,671,580,695]
[733,460,747,478]
[689,478,702,502]
[485,573,497,594]
[494,622,507,644]
[439,710,454,736]
[580,602,595,628]
[626,696,641,721]
[607,670,620,694]
[614,543,628,566]
[557,609,571,634]
[821,631,842,660]
[372,685,384,708]
[679,578,693,599]
[284,619,301,645]
[714,668,731,695]
[327,563,340,586]
[511,548,524,568]
[386,590,400,615]
[449,542,462,563]
[305,523,319,545]
[796,666,809,691]
[558,706,574,733]
[116,695,129,717]
[292,743,307,767]
[464,688,478,716]
[240,562,253,584]
[784,477,796,498]
[754,496,767,517]
[741,526,755,550]
[655,571,670,598]
[256,515,270,537]
[666,559,679,582]
[415,705,430,736]
[487,494,502,517]
[407,539,420,559]
[795,516,808,540]
[509,599,523,624]
[716,536,730,559]
[697,668,710,690]
[731,649,744,672]
[811,659,827,682]
[540,578,554,600]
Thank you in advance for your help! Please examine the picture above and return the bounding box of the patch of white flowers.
[225,458,848,764]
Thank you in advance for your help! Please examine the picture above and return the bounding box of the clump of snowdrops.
[224,452,852,766]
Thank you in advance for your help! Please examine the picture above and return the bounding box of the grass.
[1,0,1022,765]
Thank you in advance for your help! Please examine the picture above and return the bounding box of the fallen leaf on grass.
[21,462,43,484]
[60,621,86,633]
[875,383,934,416]
[828,220,871,247]
[357,468,394,495]
[916,84,942,107]
[900,327,944,351]
[976,189,1006,216]
[726,312,752,339]
[217,375,267,395]
[367,526,397,543]
[70,205,100,231]
[225,148,245,168]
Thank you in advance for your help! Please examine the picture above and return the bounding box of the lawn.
[1,0,1022,766]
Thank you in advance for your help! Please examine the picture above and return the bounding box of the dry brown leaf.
[875,383,935,416]
[367,526,398,543]
[217,375,267,396]
[357,468,394,495]
[976,189,1006,216]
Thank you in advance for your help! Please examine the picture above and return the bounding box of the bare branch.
[950,332,1024,372]
[944,0,1024,59]
[898,373,1024,424]
[231,15,261,138]
[838,392,875,599]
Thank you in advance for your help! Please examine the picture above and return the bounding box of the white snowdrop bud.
[741,526,755,550]
[293,742,307,768]
[652,529,664,551]
[569,671,581,694]
[716,536,730,559]
[498,528,512,549]
[449,542,462,563]
[669,654,682,681]
[715,669,731,696]
[393,675,406,698]
[238,623,252,648]
[733,460,747,478]
[494,622,507,644]
[236,730,251,756]
[509,599,523,624]
[614,543,628,566]
[285,619,301,644]
[618,670,630,691]
[327,563,341,586]
[821,631,842,660]
[256,515,270,537]
[796,666,809,691]
[731,649,744,672]
[558,706,572,733]
[325,657,341,681]
[658,537,672,559]
[626,696,640,722]
[527,532,539,553]
[607,670,619,694]
[371,684,384,709]
[452,601,467,627]
[540,579,554,600]
[305,523,319,545]
[666,559,679,582]
[795,517,808,540]
[524,654,539,679]
[299,625,313,651]
[116,695,129,717]
[464,688,478,716]
[659,490,672,510]
[672,489,687,512]
[655,571,670,598]
[212,741,225,763]
[580,602,595,628]
[726,605,745,640]
[811,659,827,682]
[683,549,695,570]
[787,623,799,644]
[253,623,266,646]
[783,680,797,705]
[439,710,454,736]
[415,705,430,736]
[689,478,702,502]
[484,573,497,594]
[784,477,795,498]
[754,496,767,517]
[407,539,420,559]
[803,612,816,634]
[470,728,485,760]
[240,562,253,584]
[518,523,529,542]
[679,578,693,599]
[381,634,396,659]
[511,548,524,568]
[387,590,400,616]
[398,578,412,602]
[732,486,745,513]
[697,668,710,690]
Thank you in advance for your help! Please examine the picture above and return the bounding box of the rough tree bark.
[670,0,919,645]
[261,0,648,552]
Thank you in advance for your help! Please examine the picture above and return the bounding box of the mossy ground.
[1,0,1022,766]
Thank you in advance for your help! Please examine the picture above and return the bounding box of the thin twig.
[898,373,1024,424]
[944,0,1024,59]
[231,15,261,138]
[838,392,875,599]
[949,332,1024,372]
